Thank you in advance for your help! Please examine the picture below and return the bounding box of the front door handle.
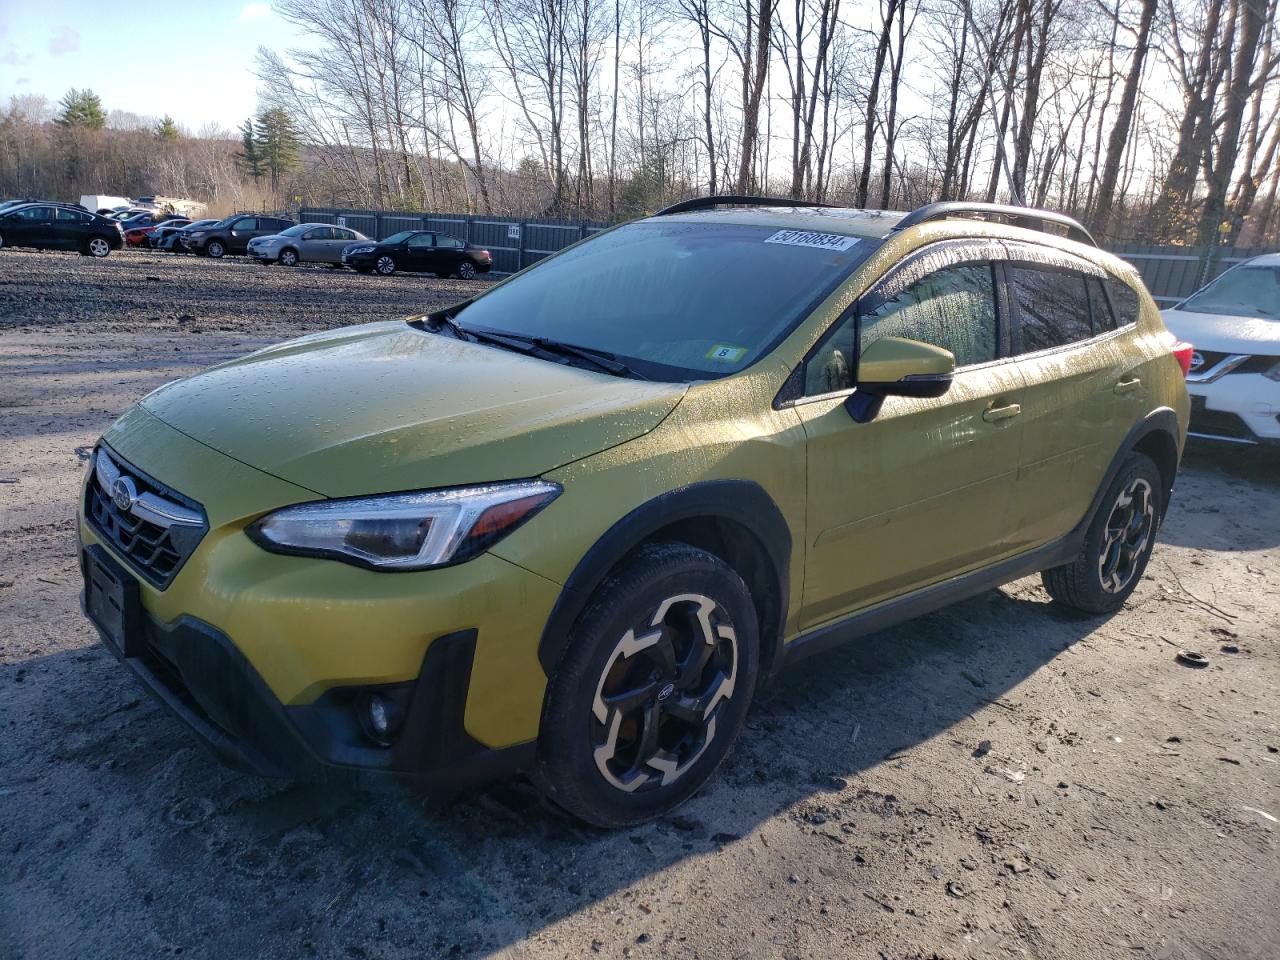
[1114,377,1142,394]
[982,402,1022,423]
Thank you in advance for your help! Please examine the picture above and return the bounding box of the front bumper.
[79,562,532,789]
[77,407,562,781]
[1187,376,1280,446]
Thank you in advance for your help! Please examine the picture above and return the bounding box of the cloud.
[239,3,271,19]
[47,26,80,56]
[2,48,32,66]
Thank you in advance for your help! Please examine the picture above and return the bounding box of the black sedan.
[341,230,492,278]
[0,203,124,257]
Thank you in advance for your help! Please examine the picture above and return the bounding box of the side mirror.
[845,336,955,423]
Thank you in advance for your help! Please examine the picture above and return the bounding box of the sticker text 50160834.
[763,230,861,252]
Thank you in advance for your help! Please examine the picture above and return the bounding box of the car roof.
[651,205,904,239]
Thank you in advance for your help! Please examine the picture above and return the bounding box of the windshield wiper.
[422,317,646,379]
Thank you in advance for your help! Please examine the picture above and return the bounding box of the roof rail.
[892,201,1096,246]
[654,194,835,217]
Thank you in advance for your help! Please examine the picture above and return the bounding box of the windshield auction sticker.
[764,229,861,251]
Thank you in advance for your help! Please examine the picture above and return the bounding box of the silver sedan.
[248,223,370,266]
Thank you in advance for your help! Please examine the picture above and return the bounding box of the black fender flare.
[535,479,792,677]
[1079,406,1182,537]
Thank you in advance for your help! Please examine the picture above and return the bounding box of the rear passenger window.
[1105,279,1140,328]
[861,263,998,368]
[1087,278,1114,332]
[1006,266,1092,351]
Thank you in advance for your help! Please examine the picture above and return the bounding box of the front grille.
[85,446,208,589]
[1188,349,1231,374]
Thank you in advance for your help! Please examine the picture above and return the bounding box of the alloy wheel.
[88,238,110,258]
[591,593,738,793]
[458,261,476,280]
[1098,477,1154,594]
[280,249,298,266]
[376,255,396,275]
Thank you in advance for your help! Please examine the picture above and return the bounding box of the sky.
[0,1,307,132]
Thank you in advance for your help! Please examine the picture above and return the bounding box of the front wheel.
[1042,452,1162,614]
[206,239,225,259]
[86,237,111,258]
[457,261,477,280]
[375,255,396,276]
[533,543,759,828]
[278,248,299,267]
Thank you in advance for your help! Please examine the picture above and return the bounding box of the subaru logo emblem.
[111,476,138,513]
[1189,351,1204,371]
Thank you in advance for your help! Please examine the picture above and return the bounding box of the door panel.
[1001,261,1144,552]
[405,233,436,271]
[797,364,1025,627]
[795,255,1024,629]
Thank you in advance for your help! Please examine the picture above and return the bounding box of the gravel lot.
[1,248,1278,960]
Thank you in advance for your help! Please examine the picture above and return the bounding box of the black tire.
[457,260,477,280]
[375,254,397,276]
[1042,452,1162,614]
[86,236,112,258]
[533,543,759,828]
[206,239,225,259]
[278,247,299,267]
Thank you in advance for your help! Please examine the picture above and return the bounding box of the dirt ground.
[1,248,1277,960]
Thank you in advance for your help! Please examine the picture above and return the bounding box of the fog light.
[359,692,404,747]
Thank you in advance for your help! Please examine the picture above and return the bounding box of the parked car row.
[0,200,494,278]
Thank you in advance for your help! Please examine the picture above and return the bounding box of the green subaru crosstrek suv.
[79,198,1191,826]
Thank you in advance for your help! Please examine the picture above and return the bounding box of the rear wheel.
[1042,452,1162,614]
[533,543,759,828]
[375,255,396,276]
[86,237,111,258]
[458,261,477,280]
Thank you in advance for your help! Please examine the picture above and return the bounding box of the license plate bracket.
[83,545,143,658]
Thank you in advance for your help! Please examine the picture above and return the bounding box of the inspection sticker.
[706,345,747,363]
[763,229,860,251]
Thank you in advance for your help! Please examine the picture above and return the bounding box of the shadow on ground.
[1,581,1107,959]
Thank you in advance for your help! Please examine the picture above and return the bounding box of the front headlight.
[188,231,206,238]
[247,480,561,570]
[347,245,376,255]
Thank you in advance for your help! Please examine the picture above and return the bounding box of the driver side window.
[802,261,998,398]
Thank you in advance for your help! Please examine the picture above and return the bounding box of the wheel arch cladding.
[536,479,791,682]
[1096,407,1181,527]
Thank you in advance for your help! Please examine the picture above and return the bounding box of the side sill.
[779,533,1079,671]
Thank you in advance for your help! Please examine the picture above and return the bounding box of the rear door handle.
[982,402,1022,423]
[1114,377,1142,394]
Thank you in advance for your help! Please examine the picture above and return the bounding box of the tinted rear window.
[1007,266,1092,351]
[1105,278,1141,327]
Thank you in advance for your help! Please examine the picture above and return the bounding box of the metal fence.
[300,206,1272,300]
[299,207,609,276]
[1109,244,1272,306]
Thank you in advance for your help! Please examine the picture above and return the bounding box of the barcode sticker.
[764,229,860,251]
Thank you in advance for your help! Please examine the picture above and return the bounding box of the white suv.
[1162,253,1280,448]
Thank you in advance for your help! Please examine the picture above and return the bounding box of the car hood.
[139,320,687,497]
[250,234,286,244]
[1161,307,1280,354]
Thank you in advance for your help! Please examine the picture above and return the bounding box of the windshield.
[278,224,312,237]
[1182,265,1279,320]
[452,220,872,380]
[380,231,414,245]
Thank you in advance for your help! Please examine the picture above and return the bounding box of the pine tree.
[237,117,264,184]
[54,89,106,130]
[255,107,301,194]
[155,115,181,142]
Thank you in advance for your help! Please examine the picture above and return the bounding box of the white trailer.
[80,195,132,214]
